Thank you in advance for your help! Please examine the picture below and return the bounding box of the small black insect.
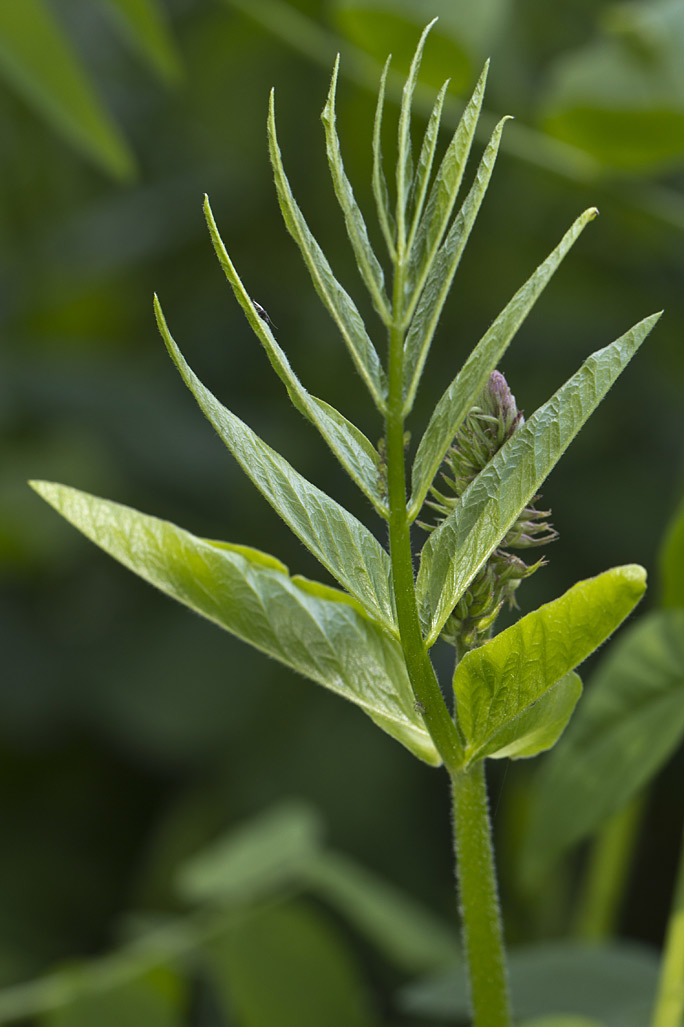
[414,700,426,714]
[252,299,277,329]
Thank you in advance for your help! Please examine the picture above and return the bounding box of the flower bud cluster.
[421,371,557,653]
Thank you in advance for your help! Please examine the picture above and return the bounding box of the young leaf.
[0,0,135,181]
[30,483,439,765]
[522,608,684,884]
[203,197,387,516]
[154,299,396,631]
[404,61,489,317]
[409,206,599,520]
[417,311,662,643]
[322,57,391,324]
[395,18,438,246]
[659,492,684,608]
[372,55,396,260]
[453,567,646,761]
[402,115,510,414]
[405,79,449,255]
[268,91,387,410]
[476,672,583,763]
[204,901,377,1027]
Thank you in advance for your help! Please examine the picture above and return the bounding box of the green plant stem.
[651,823,684,1027]
[385,242,464,774]
[573,795,643,941]
[451,762,512,1027]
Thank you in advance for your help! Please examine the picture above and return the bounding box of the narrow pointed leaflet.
[405,79,449,257]
[372,55,396,260]
[417,312,662,644]
[155,298,396,633]
[30,482,439,766]
[409,206,599,521]
[268,90,387,410]
[203,196,387,517]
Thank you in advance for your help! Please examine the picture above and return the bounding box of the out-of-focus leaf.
[402,113,509,413]
[29,483,438,765]
[322,57,390,323]
[101,0,183,84]
[302,852,460,974]
[408,206,599,521]
[371,55,396,258]
[478,672,583,763]
[176,803,323,907]
[540,34,684,171]
[267,92,387,410]
[453,568,645,762]
[522,609,684,884]
[204,901,377,1027]
[520,1018,603,1027]
[39,967,184,1027]
[154,300,396,632]
[398,941,659,1026]
[0,0,135,181]
[395,19,437,244]
[660,493,684,608]
[203,197,387,516]
[405,62,488,318]
[416,312,661,644]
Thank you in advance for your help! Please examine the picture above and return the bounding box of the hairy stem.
[573,795,643,941]
[451,762,512,1027]
[651,823,684,1027]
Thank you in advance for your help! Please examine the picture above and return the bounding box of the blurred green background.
[1,0,684,1017]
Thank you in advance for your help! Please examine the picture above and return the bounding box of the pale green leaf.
[268,91,387,410]
[205,901,377,1027]
[30,482,438,764]
[417,312,661,643]
[40,967,184,1027]
[402,115,510,414]
[322,57,391,323]
[399,941,659,1026]
[406,79,449,254]
[522,609,684,883]
[371,55,396,260]
[404,61,489,319]
[176,802,323,906]
[203,196,387,516]
[453,567,645,760]
[395,18,438,244]
[101,0,183,84]
[477,672,583,763]
[302,852,460,974]
[660,492,684,608]
[0,0,135,180]
[154,299,396,631]
[409,206,599,520]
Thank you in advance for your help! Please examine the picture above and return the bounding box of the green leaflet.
[659,492,684,608]
[204,901,377,1027]
[408,206,599,521]
[102,0,182,85]
[268,91,387,410]
[405,79,449,257]
[522,608,684,884]
[404,61,489,319]
[154,299,396,631]
[0,0,135,181]
[475,673,583,764]
[39,968,184,1027]
[453,567,646,761]
[30,483,438,765]
[402,115,510,414]
[322,58,390,324]
[395,18,437,245]
[372,55,396,260]
[416,312,661,644]
[203,197,387,516]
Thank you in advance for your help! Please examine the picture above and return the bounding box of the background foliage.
[1,0,684,1020]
